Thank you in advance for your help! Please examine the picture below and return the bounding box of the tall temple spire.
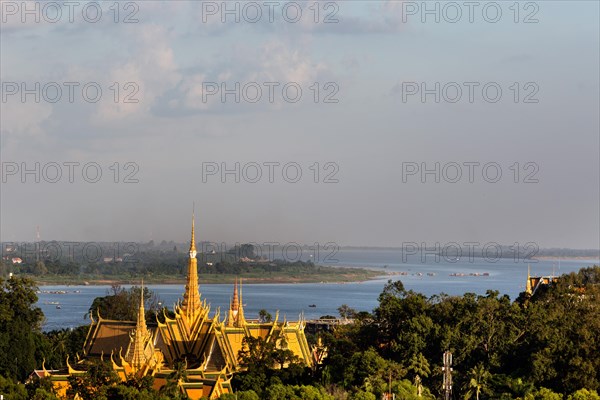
[227,278,239,327]
[128,280,150,368]
[231,278,239,312]
[238,278,245,325]
[525,264,532,295]
[181,209,201,317]
[138,280,146,324]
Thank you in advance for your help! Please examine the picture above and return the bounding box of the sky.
[1,0,599,249]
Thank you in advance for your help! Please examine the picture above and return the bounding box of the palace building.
[525,265,560,296]
[42,215,314,399]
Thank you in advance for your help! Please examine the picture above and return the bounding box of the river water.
[36,250,598,331]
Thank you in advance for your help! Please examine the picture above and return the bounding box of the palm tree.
[168,359,188,383]
[161,359,188,398]
[52,329,70,355]
[463,364,490,400]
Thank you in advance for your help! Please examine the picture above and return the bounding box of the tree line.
[0,242,326,278]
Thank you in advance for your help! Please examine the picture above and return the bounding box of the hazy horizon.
[2,238,599,255]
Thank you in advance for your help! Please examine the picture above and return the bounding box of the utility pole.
[385,370,395,400]
[388,370,392,400]
[442,351,453,400]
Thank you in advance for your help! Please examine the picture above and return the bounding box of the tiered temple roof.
[45,213,313,399]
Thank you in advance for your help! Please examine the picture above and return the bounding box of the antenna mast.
[442,351,453,400]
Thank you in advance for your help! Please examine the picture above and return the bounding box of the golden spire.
[231,278,239,312]
[189,204,197,253]
[128,280,150,368]
[238,278,245,325]
[137,280,147,330]
[181,210,201,318]
[228,278,242,327]
[526,264,532,295]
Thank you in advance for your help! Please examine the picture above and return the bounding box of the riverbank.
[31,267,382,286]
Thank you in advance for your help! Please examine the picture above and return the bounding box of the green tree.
[86,284,161,321]
[530,387,563,400]
[351,391,376,400]
[0,375,28,400]
[567,389,600,400]
[264,383,296,399]
[342,348,403,396]
[30,388,61,400]
[26,377,59,400]
[66,360,121,400]
[294,385,334,400]
[463,364,491,400]
[161,359,189,397]
[236,390,260,400]
[393,379,435,400]
[374,281,433,361]
[524,266,600,392]
[105,384,143,400]
[41,326,90,369]
[124,374,155,392]
[33,261,48,276]
[408,353,431,379]
[238,336,276,371]
[338,304,357,320]
[0,277,44,381]
[258,309,273,323]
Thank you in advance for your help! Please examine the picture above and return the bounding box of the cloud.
[91,23,181,123]
[0,100,52,138]
[155,36,332,115]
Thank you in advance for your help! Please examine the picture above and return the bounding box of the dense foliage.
[317,266,600,399]
[0,277,44,381]
[0,267,599,399]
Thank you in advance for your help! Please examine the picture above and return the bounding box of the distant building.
[526,265,559,295]
[11,257,23,264]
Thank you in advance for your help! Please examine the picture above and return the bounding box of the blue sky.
[1,1,599,249]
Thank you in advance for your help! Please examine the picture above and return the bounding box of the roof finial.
[136,279,147,330]
[190,204,196,253]
[140,279,145,311]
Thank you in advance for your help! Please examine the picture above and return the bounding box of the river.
[36,250,598,331]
